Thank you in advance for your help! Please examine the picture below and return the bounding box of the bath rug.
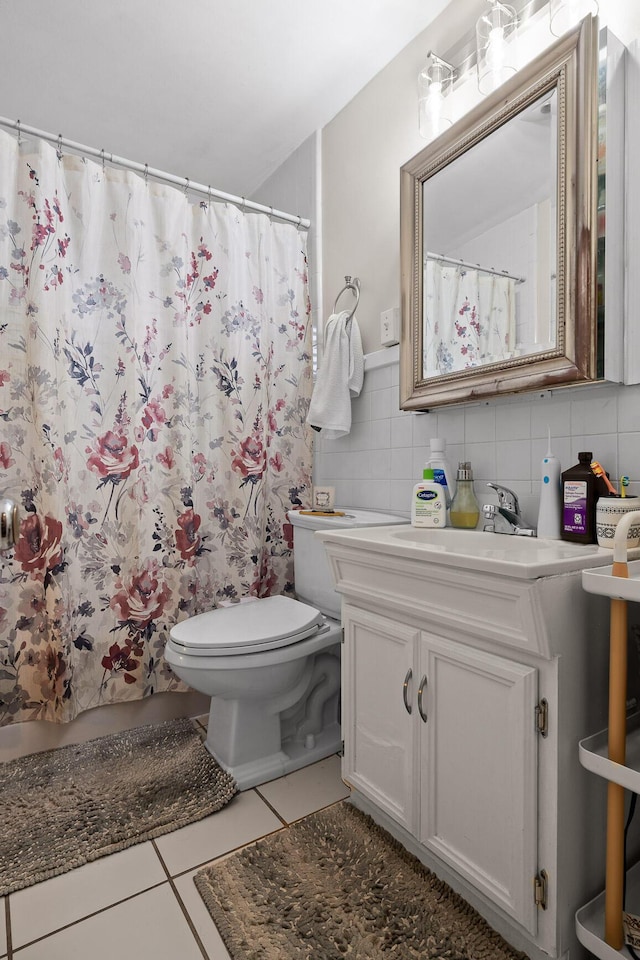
[194,801,529,959]
[0,717,237,896]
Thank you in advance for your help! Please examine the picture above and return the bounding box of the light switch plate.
[380,307,400,346]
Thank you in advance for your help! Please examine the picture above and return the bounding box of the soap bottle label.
[563,480,587,534]
[431,468,448,490]
[413,485,445,526]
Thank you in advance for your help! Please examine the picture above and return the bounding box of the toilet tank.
[287,509,408,620]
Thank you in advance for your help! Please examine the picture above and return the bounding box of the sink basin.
[316,524,636,579]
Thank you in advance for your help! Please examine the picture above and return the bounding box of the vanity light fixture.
[549,0,598,37]
[418,52,455,140]
[475,0,519,95]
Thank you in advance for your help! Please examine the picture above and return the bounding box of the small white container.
[411,469,447,527]
[595,497,640,549]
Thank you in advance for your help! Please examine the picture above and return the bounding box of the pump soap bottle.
[411,468,447,527]
[537,430,561,540]
[450,462,480,529]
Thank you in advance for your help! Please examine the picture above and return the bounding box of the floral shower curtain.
[0,131,313,725]
[423,261,516,376]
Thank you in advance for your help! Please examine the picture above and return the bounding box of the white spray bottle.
[537,428,561,539]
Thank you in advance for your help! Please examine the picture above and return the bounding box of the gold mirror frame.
[400,16,598,410]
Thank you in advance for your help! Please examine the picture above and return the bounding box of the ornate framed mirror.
[400,16,598,409]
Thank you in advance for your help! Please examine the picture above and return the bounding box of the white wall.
[315,0,640,523]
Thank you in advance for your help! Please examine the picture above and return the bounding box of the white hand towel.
[307,310,364,439]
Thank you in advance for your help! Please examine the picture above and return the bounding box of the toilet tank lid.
[169,595,324,651]
[288,508,408,530]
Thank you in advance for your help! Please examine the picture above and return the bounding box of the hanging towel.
[307,310,364,439]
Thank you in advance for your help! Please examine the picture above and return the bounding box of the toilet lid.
[169,595,324,656]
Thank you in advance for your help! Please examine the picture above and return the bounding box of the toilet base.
[205,720,341,791]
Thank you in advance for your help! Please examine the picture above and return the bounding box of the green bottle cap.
[423,468,435,480]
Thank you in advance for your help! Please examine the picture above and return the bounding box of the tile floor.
[0,723,350,960]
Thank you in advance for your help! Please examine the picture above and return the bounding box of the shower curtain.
[423,261,516,377]
[0,131,313,725]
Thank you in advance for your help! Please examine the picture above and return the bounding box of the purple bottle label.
[563,480,587,534]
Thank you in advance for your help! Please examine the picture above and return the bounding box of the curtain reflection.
[423,261,516,377]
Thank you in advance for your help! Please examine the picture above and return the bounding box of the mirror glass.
[400,17,598,409]
[422,89,557,379]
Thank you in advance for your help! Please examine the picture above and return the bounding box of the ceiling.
[1,0,453,198]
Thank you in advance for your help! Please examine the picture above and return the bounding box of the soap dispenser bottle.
[450,462,480,529]
[411,468,447,527]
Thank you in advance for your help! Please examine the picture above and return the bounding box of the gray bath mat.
[0,717,237,896]
[194,801,529,959]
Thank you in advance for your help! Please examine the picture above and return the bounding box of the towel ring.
[333,275,360,321]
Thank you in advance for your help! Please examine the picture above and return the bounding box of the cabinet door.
[418,632,539,935]
[342,604,419,832]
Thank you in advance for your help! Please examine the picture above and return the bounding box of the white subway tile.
[388,480,413,517]
[465,405,496,443]
[390,447,414,481]
[371,418,392,450]
[390,416,413,448]
[349,420,372,451]
[617,384,640,434]
[496,439,531,482]
[364,366,392,392]
[369,449,391,480]
[371,387,395,421]
[351,392,371,423]
[436,408,465,443]
[571,390,618,437]
[355,481,391,511]
[495,402,531,441]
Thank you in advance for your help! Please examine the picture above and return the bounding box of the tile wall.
[312,350,640,526]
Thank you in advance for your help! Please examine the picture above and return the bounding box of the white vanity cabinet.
[343,604,538,935]
[318,525,618,960]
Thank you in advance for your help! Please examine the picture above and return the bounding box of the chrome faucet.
[482,482,536,536]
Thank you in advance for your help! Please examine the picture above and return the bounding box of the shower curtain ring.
[100,149,105,172]
[56,134,63,160]
[144,163,149,185]
[241,197,246,214]
[184,177,190,196]
[207,185,212,208]
[15,119,22,145]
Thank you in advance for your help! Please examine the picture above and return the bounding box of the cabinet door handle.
[417,674,428,723]
[402,668,413,714]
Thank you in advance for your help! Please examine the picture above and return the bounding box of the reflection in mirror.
[400,16,599,410]
[422,89,558,379]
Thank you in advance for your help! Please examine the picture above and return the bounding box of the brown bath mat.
[0,717,237,895]
[194,801,529,959]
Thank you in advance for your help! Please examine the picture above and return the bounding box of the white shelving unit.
[577,562,640,959]
[577,862,640,960]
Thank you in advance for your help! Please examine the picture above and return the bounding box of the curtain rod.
[0,116,311,231]
[425,251,526,284]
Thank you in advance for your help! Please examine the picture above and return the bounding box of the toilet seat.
[168,595,324,656]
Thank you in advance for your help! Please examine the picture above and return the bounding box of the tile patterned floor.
[1,741,350,959]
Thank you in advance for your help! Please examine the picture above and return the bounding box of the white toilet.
[164,508,407,790]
